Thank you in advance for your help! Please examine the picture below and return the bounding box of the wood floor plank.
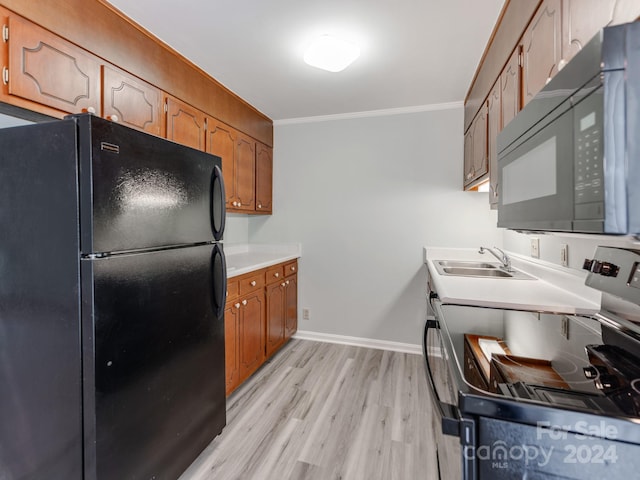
[179,338,439,480]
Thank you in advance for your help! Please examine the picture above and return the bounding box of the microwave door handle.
[423,319,461,437]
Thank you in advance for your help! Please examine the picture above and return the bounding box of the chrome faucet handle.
[479,246,513,272]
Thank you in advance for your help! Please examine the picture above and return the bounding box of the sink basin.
[433,261,535,280]
[441,267,513,277]
[437,260,499,269]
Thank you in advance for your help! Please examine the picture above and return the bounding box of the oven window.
[502,136,557,205]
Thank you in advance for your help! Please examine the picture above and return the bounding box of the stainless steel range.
[423,246,640,479]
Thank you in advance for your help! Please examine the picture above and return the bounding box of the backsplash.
[504,230,640,271]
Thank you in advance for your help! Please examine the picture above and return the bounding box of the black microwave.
[497,21,640,235]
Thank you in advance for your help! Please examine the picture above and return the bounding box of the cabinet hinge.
[2,24,8,42]
[2,67,8,85]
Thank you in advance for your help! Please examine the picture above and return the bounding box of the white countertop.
[225,243,301,278]
[424,247,601,315]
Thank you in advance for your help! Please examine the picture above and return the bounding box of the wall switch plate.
[560,244,569,267]
[302,308,310,320]
[530,238,540,258]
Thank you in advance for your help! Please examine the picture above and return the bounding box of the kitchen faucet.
[479,246,512,272]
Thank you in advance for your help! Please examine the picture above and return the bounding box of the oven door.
[423,297,477,480]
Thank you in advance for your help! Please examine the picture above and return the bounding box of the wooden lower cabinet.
[266,280,286,357]
[284,273,298,340]
[238,292,266,380]
[225,259,299,396]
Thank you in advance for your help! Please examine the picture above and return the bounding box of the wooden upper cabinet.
[463,105,488,189]
[207,118,238,209]
[501,47,522,129]
[487,79,501,209]
[102,65,164,136]
[165,95,205,151]
[522,0,562,106]
[255,141,273,214]
[235,132,256,211]
[562,0,640,64]
[5,13,100,115]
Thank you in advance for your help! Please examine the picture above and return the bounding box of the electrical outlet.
[302,308,310,320]
[560,244,569,267]
[530,238,540,258]
[561,317,569,340]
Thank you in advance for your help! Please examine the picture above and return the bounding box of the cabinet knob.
[274,272,279,278]
[258,204,262,209]
[558,58,567,71]
[286,280,290,285]
[83,107,96,114]
[250,280,256,286]
[466,172,473,180]
[281,282,286,287]
[242,299,247,306]
[291,266,296,272]
[234,303,240,309]
[107,114,119,123]
[545,76,552,85]
[232,201,238,207]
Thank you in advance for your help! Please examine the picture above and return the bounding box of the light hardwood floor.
[179,339,439,480]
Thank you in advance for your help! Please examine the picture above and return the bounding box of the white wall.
[223,214,249,245]
[247,106,502,345]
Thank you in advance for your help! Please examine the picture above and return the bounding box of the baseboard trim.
[293,330,422,355]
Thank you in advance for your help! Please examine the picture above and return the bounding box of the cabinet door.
[266,282,285,358]
[238,292,265,380]
[102,65,164,136]
[224,302,241,396]
[501,47,521,129]
[522,0,562,106]
[235,132,256,211]
[463,128,474,186]
[471,105,488,183]
[7,14,100,115]
[255,141,273,214]
[165,95,205,151]
[487,80,501,209]
[207,118,238,208]
[284,275,298,340]
[562,0,617,64]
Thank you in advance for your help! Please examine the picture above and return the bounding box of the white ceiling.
[106,0,504,122]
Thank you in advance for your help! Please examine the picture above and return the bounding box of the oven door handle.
[423,318,462,437]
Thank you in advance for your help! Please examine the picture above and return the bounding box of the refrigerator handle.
[211,165,226,241]
[212,243,227,320]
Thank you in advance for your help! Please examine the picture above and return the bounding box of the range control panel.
[584,247,640,303]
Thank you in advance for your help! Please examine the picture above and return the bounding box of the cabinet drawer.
[239,272,265,295]
[284,260,298,277]
[226,277,240,302]
[265,265,284,284]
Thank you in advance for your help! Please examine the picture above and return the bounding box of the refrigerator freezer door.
[0,120,83,478]
[81,243,226,480]
[76,115,224,254]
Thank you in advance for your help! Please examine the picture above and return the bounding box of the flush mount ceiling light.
[303,35,360,72]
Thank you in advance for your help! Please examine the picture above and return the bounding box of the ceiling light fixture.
[303,35,360,73]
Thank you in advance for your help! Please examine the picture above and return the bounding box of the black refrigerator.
[0,113,227,479]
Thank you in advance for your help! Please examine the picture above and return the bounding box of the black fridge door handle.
[211,165,226,241]
[211,243,227,320]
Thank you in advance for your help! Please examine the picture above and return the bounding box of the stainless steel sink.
[441,267,513,277]
[436,260,499,269]
[433,261,535,280]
